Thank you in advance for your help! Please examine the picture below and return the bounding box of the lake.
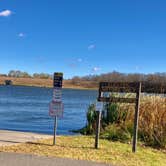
[0,85,97,135]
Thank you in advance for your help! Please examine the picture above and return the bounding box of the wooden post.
[53,116,57,145]
[132,82,142,153]
[95,111,101,149]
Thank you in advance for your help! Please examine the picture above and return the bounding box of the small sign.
[49,101,64,118]
[53,73,63,88]
[95,101,103,112]
[53,88,62,102]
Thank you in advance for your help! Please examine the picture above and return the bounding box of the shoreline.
[0,76,98,90]
[0,84,98,90]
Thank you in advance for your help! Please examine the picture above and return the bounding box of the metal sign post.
[49,72,63,146]
[53,116,57,145]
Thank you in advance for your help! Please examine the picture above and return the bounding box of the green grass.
[0,136,166,166]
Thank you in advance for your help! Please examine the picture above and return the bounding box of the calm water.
[0,85,97,135]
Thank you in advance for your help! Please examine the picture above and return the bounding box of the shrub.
[78,104,97,135]
[100,124,131,143]
[86,104,97,134]
[106,103,119,124]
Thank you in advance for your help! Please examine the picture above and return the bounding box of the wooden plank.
[99,82,140,93]
[98,97,136,103]
[141,82,166,94]
[99,82,166,94]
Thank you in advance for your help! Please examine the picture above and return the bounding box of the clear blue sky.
[0,0,166,78]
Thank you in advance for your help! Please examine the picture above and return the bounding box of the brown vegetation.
[71,71,166,83]
[107,96,166,148]
[0,76,95,89]
[1,71,166,89]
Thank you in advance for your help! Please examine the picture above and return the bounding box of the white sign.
[95,101,103,112]
[53,88,62,102]
[49,101,64,118]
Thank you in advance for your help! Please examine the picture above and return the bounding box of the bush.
[78,104,97,135]
[86,104,97,134]
[100,124,131,143]
[106,103,119,124]
[105,102,129,124]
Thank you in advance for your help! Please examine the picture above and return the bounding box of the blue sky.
[0,0,166,78]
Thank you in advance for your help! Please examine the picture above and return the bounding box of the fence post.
[95,111,101,149]
[132,82,142,153]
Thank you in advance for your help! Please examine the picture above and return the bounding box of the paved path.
[0,130,52,146]
[0,152,111,166]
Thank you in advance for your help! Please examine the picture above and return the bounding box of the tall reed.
[118,95,166,147]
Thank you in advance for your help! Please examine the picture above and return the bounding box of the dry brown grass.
[0,76,97,89]
[139,96,166,147]
[118,96,166,147]
[0,76,53,87]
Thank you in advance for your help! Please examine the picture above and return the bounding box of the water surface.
[0,85,97,135]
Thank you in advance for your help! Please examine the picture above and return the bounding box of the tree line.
[70,71,166,85]
[1,70,166,84]
[0,70,52,79]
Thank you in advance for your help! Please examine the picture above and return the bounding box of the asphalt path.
[0,152,112,166]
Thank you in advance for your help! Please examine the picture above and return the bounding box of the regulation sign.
[49,72,64,117]
[49,101,64,118]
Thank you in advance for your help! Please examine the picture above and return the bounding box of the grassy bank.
[0,76,97,90]
[0,136,166,166]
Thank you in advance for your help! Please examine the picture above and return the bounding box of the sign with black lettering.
[53,73,63,88]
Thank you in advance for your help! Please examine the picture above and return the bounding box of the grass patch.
[0,136,166,166]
